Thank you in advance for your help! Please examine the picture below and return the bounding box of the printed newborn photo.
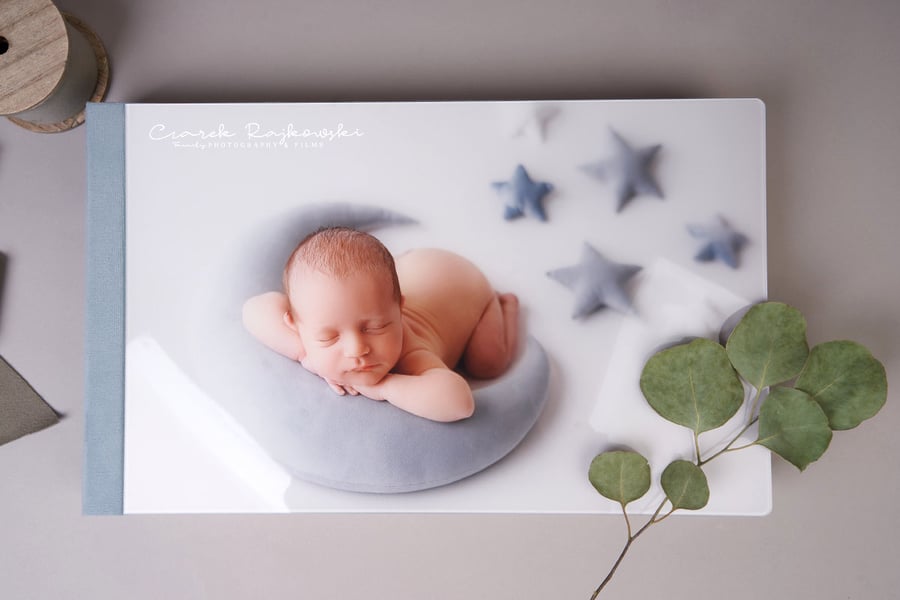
[243,228,520,421]
[120,99,769,514]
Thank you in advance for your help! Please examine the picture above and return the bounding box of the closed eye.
[364,323,389,333]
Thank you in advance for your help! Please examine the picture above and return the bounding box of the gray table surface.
[2,1,898,598]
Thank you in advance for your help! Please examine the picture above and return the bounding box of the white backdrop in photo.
[122,99,768,513]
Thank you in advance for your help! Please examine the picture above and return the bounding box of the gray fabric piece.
[180,202,550,494]
[0,251,7,333]
[0,356,59,446]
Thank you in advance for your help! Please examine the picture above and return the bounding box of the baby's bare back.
[396,248,495,367]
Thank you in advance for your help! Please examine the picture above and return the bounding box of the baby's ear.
[283,311,298,331]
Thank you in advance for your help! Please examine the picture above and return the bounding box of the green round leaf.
[795,340,888,431]
[661,460,709,511]
[640,338,744,434]
[726,302,809,389]
[589,451,651,506]
[757,387,832,471]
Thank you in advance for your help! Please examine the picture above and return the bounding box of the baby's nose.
[343,333,369,358]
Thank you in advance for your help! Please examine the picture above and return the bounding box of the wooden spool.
[0,0,109,133]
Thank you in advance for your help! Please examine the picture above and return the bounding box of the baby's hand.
[299,359,356,396]
[324,378,359,396]
[348,378,390,402]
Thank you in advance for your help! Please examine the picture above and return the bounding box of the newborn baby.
[242,227,519,422]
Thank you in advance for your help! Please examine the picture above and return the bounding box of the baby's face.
[288,267,404,387]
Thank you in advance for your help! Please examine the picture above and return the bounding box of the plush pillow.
[181,203,550,493]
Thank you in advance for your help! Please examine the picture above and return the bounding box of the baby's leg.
[462,292,520,379]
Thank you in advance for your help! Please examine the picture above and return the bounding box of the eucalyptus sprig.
[588,302,888,598]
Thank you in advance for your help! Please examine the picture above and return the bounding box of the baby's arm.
[351,350,474,423]
[241,292,305,361]
[242,292,358,396]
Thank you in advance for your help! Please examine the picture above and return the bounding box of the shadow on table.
[133,80,706,106]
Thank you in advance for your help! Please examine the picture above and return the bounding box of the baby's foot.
[499,293,520,329]
[498,292,519,312]
[499,292,520,359]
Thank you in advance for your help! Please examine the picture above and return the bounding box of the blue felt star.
[492,164,554,221]
[687,215,749,269]
[581,129,663,213]
[547,243,642,318]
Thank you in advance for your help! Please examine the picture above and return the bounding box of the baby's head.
[283,227,404,386]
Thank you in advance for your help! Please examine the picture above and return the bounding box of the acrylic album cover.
[84,99,769,514]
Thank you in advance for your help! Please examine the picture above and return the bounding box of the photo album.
[84,99,769,515]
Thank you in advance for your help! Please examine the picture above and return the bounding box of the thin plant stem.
[591,498,668,599]
[590,536,634,600]
[698,416,758,466]
[725,441,758,452]
[747,385,765,422]
[593,384,769,596]
[699,385,765,466]
[652,505,677,524]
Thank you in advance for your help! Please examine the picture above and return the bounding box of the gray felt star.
[510,103,560,143]
[581,129,663,212]
[492,164,554,221]
[547,243,642,318]
[687,215,749,269]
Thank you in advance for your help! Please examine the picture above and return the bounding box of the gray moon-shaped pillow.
[180,203,550,493]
